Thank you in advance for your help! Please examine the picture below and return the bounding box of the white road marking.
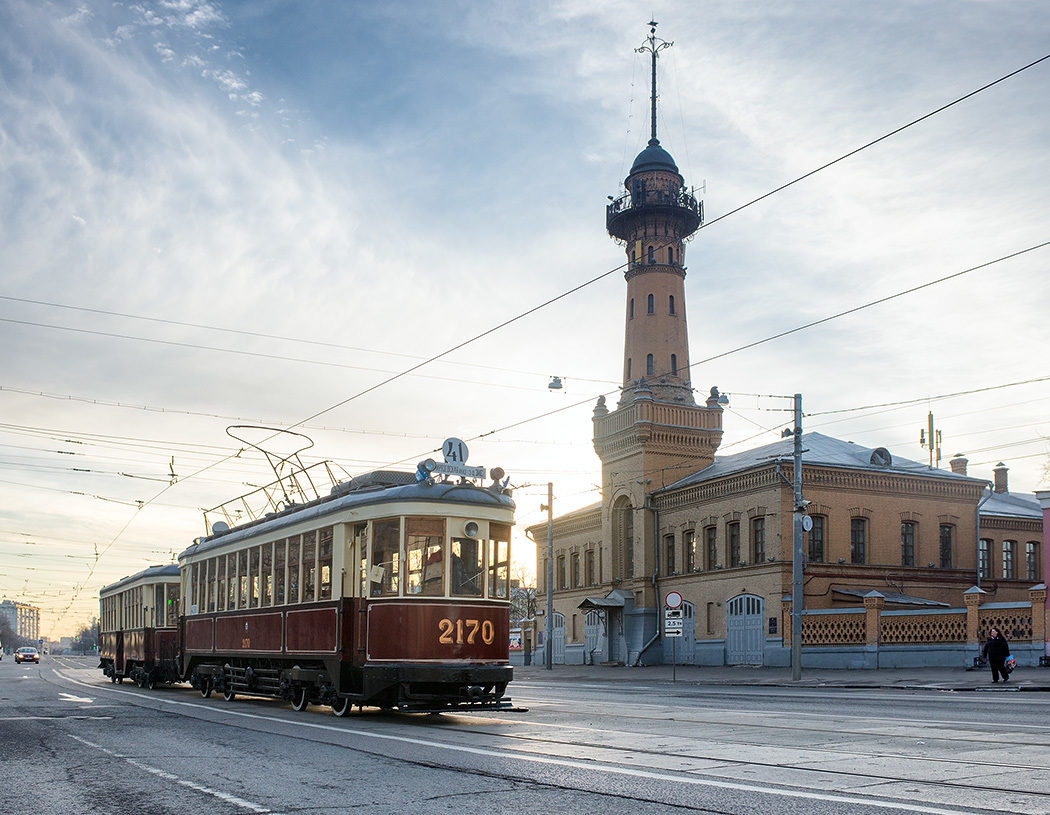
[53,668,983,815]
[67,734,280,814]
[58,692,94,703]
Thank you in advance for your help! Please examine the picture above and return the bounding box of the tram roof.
[179,477,515,562]
[99,563,180,596]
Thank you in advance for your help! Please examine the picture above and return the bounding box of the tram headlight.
[463,520,480,538]
[415,458,437,483]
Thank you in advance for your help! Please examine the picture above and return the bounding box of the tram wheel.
[290,685,309,712]
[199,677,212,699]
[223,687,236,702]
[331,696,350,717]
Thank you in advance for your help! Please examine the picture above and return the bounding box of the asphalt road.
[2,656,1047,815]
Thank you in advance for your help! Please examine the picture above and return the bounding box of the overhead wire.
[28,48,1050,634]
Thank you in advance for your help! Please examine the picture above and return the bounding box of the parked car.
[15,647,39,664]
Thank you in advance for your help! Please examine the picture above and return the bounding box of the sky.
[2,0,1048,639]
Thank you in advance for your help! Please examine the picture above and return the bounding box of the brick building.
[530,30,1044,668]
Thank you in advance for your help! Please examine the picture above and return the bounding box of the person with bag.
[982,627,1011,683]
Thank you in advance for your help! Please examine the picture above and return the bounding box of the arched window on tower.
[671,354,677,376]
[646,354,654,376]
[629,298,634,320]
[647,245,654,264]
[669,295,675,315]
[647,294,654,314]
[667,247,673,264]
[626,358,631,380]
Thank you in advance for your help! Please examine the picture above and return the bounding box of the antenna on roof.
[636,20,673,144]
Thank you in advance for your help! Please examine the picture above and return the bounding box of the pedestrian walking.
[982,627,1011,683]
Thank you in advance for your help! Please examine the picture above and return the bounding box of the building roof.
[660,431,987,492]
[629,138,680,175]
[980,489,1043,520]
[832,587,951,607]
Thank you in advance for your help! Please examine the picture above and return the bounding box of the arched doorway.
[726,594,764,665]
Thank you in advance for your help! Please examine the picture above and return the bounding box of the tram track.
[47,662,1045,815]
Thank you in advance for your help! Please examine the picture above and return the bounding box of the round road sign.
[664,591,683,609]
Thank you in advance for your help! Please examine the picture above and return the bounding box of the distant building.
[0,599,40,643]
[531,29,1044,668]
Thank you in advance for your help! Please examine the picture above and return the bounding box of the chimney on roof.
[949,455,968,476]
[993,462,1008,494]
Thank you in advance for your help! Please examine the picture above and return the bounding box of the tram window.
[319,527,333,600]
[406,517,445,596]
[189,563,198,613]
[352,523,367,598]
[371,519,400,596]
[206,559,216,612]
[166,583,178,626]
[274,539,286,605]
[227,553,237,610]
[262,542,273,606]
[216,556,227,612]
[451,537,483,597]
[488,523,511,599]
[238,549,249,609]
[288,537,301,604]
[248,546,260,608]
[302,530,317,603]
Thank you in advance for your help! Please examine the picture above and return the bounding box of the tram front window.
[406,517,445,596]
[451,538,483,597]
[371,519,400,596]
[488,523,511,599]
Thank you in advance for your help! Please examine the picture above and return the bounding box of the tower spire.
[636,20,672,145]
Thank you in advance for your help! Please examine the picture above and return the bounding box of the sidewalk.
[514,662,1050,691]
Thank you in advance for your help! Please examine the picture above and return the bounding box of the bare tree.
[510,568,537,626]
[73,616,99,655]
[0,614,16,652]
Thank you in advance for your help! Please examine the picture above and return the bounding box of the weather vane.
[636,20,673,144]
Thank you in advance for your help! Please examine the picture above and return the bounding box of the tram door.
[726,594,764,665]
[551,612,565,664]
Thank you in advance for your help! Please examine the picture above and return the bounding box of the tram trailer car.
[98,564,181,688]
[176,467,516,715]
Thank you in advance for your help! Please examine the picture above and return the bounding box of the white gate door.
[726,594,764,665]
[552,612,566,664]
[584,610,602,665]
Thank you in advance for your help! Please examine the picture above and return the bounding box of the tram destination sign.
[432,461,486,479]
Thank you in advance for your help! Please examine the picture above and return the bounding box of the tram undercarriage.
[188,658,515,714]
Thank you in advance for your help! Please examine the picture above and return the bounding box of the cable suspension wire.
[29,50,1050,632]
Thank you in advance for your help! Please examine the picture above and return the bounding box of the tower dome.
[629,138,680,176]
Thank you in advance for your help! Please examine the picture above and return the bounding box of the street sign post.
[664,607,684,681]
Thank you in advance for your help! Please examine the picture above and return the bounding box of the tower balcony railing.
[607,188,703,241]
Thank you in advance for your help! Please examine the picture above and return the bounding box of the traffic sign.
[664,590,683,609]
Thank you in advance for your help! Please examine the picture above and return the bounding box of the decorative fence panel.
[880,612,967,644]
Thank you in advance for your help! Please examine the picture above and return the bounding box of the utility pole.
[791,393,804,682]
[542,482,554,670]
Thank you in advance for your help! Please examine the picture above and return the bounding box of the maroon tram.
[99,457,517,715]
[98,564,181,688]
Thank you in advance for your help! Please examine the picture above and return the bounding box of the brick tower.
[593,23,724,592]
